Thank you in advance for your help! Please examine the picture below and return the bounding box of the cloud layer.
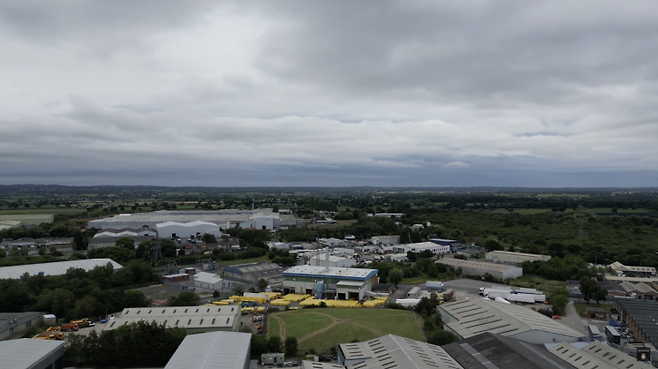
[1,1,658,186]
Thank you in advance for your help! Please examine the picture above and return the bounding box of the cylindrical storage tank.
[316,281,324,299]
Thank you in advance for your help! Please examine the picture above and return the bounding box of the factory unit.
[485,250,551,264]
[0,339,65,369]
[609,261,657,278]
[193,272,229,291]
[614,299,658,347]
[221,262,284,286]
[309,255,356,268]
[436,258,523,280]
[406,241,450,255]
[428,238,460,252]
[439,298,582,344]
[88,209,290,231]
[370,235,400,245]
[164,331,251,369]
[282,265,378,301]
[0,312,44,340]
[104,305,241,333]
[156,221,221,239]
[0,258,123,279]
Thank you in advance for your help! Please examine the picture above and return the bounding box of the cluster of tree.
[0,260,156,320]
[249,333,298,358]
[579,276,607,305]
[65,321,186,367]
[267,249,298,266]
[359,261,448,287]
[549,287,570,316]
[415,295,458,346]
[521,257,592,281]
[166,291,202,306]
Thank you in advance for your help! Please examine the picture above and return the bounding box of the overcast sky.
[1,1,658,187]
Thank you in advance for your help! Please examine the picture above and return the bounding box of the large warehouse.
[88,209,291,230]
[282,265,378,300]
[0,338,65,369]
[0,258,122,279]
[309,255,356,268]
[155,221,221,239]
[436,258,523,280]
[0,312,44,341]
[104,305,241,333]
[164,331,251,369]
[222,262,284,286]
[486,251,551,264]
[439,298,583,344]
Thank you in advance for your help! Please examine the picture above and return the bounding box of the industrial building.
[619,282,658,300]
[548,341,653,369]
[486,250,551,264]
[609,261,657,277]
[156,221,221,239]
[164,331,251,369]
[407,241,450,255]
[0,338,65,369]
[282,265,378,300]
[439,298,583,344]
[319,238,346,247]
[89,227,158,249]
[436,258,523,280]
[221,262,284,286]
[0,312,44,340]
[88,209,291,230]
[194,272,229,291]
[370,235,400,245]
[0,258,123,279]
[0,220,22,231]
[443,332,575,369]
[428,238,460,252]
[0,214,54,226]
[104,305,241,333]
[614,299,658,348]
[335,334,463,368]
[309,255,356,268]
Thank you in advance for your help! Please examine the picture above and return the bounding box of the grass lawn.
[401,273,455,285]
[268,308,423,355]
[575,303,609,317]
[508,276,566,294]
[216,255,270,266]
[0,208,84,215]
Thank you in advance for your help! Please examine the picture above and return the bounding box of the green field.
[508,276,566,294]
[0,208,83,215]
[268,308,423,355]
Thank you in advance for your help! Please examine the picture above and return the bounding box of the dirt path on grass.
[270,315,286,339]
[413,312,426,341]
[296,312,412,343]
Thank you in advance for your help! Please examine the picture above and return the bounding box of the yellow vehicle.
[34,332,64,340]
[71,318,90,327]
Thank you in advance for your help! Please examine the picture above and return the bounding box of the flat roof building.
[0,312,44,341]
[283,265,378,300]
[436,258,523,280]
[0,258,122,279]
[164,331,251,369]
[406,242,450,255]
[88,209,289,230]
[486,250,551,264]
[439,298,583,344]
[104,305,241,333]
[222,262,284,285]
[0,338,65,369]
[309,255,356,268]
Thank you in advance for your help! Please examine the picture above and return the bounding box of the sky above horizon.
[2,1,658,187]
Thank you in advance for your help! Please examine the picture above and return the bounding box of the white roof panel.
[0,258,122,279]
[0,338,64,369]
[164,331,251,369]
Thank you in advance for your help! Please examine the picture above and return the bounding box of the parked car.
[552,315,562,320]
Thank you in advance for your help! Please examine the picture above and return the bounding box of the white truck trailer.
[505,293,536,304]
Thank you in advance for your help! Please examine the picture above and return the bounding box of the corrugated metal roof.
[164,331,251,369]
[283,265,377,280]
[436,258,519,272]
[0,338,64,369]
[104,305,239,331]
[0,258,122,279]
[440,298,582,340]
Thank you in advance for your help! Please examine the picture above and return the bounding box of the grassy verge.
[508,276,566,294]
